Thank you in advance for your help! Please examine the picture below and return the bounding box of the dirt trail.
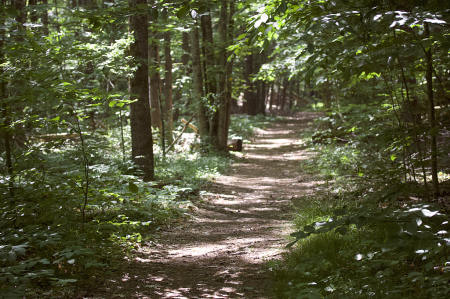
[88,111,318,299]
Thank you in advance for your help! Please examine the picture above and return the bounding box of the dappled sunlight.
[87,112,320,299]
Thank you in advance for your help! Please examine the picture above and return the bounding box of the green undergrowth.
[0,114,276,298]
[270,119,450,298]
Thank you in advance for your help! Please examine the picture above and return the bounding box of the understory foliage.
[270,107,450,298]
[224,0,450,298]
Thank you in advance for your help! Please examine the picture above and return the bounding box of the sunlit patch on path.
[86,112,320,299]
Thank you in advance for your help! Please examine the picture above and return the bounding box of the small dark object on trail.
[228,139,243,151]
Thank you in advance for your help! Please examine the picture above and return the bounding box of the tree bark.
[149,9,162,131]
[269,81,274,110]
[217,0,229,149]
[244,51,255,115]
[163,9,173,145]
[201,12,218,138]
[182,31,191,74]
[424,22,440,197]
[42,0,49,36]
[129,0,154,180]
[190,23,208,138]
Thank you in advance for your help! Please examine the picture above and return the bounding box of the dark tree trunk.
[424,22,439,197]
[191,22,208,138]
[244,52,256,115]
[269,81,274,110]
[42,0,49,36]
[182,31,190,73]
[281,79,289,110]
[163,9,173,145]
[217,0,229,149]
[201,12,218,138]
[149,10,162,131]
[129,0,154,180]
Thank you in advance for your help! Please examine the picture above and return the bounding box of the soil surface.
[85,111,319,299]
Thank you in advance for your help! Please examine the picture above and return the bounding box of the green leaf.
[67,180,77,188]
[304,225,315,233]
[8,251,17,262]
[390,154,397,161]
[333,209,348,216]
[307,43,314,54]
[358,172,364,177]
[335,226,348,235]
[109,100,117,107]
[11,246,26,255]
[237,33,247,40]
[128,182,139,193]
[291,231,308,239]
[286,240,299,248]
[177,5,191,20]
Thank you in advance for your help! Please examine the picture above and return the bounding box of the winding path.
[89,111,318,299]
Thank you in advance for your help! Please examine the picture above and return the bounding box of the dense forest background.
[1,0,450,298]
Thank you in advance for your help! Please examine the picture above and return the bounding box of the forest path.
[89,111,318,299]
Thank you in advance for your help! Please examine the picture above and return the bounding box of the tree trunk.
[129,0,154,181]
[223,0,235,143]
[149,9,162,131]
[182,31,190,73]
[42,0,49,36]
[201,12,218,138]
[269,81,274,110]
[217,0,229,149]
[244,51,255,115]
[0,17,14,199]
[281,79,288,110]
[190,23,208,138]
[163,9,173,145]
[424,22,440,197]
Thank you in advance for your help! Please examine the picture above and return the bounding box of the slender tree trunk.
[201,12,217,138]
[289,79,294,110]
[191,23,208,138]
[0,17,13,199]
[223,0,235,144]
[42,0,49,36]
[424,22,440,197]
[149,9,162,131]
[163,9,173,145]
[281,78,288,110]
[244,51,255,115]
[182,31,190,73]
[30,0,38,23]
[129,0,154,180]
[217,0,229,149]
[269,81,274,110]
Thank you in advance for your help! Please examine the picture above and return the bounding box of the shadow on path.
[87,111,320,299]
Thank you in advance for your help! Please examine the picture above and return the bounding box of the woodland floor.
[83,111,320,299]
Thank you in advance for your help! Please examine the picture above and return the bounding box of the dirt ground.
[84,111,319,299]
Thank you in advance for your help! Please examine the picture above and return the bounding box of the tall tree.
[244,50,255,115]
[129,0,154,180]
[190,21,208,138]
[216,0,230,149]
[149,5,162,131]
[163,8,173,145]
